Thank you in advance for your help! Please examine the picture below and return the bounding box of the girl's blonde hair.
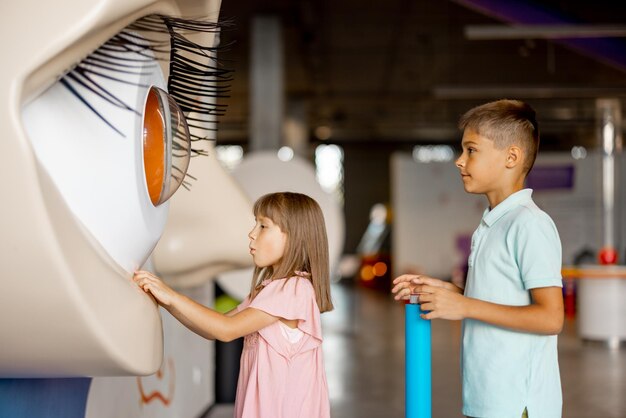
[250,192,334,313]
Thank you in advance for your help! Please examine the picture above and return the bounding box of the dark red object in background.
[598,247,618,265]
[562,279,576,319]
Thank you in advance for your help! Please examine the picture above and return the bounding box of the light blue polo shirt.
[462,189,563,418]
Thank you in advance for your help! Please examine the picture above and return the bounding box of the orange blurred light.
[373,262,387,277]
[360,265,375,281]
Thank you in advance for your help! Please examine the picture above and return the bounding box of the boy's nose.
[455,156,464,168]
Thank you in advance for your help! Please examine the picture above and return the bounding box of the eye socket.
[142,86,191,206]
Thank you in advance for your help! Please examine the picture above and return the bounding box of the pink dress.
[233,277,330,418]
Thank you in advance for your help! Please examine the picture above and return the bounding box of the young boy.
[392,99,564,418]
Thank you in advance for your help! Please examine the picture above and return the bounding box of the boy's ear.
[506,146,523,168]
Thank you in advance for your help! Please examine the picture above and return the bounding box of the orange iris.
[143,89,165,205]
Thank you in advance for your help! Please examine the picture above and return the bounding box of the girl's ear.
[506,146,522,169]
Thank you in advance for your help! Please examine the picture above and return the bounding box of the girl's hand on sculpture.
[133,270,179,307]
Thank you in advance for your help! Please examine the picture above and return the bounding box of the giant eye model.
[0,1,230,377]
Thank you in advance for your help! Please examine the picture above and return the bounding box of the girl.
[134,191,333,418]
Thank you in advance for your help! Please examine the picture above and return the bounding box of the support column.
[577,98,625,349]
[284,99,308,158]
[249,15,284,151]
[597,98,622,261]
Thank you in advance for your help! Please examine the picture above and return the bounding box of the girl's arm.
[225,309,239,317]
[416,283,564,335]
[134,271,277,342]
[168,296,277,342]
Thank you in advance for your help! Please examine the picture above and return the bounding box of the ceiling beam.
[452,0,626,72]
[465,25,626,40]
[433,85,626,99]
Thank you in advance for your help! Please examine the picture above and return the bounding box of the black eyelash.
[128,15,234,150]
[60,13,233,158]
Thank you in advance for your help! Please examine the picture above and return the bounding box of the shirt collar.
[482,189,533,227]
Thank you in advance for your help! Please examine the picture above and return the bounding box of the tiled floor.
[206,281,626,418]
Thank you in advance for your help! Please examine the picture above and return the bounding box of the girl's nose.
[455,154,464,168]
[248,227,256,240]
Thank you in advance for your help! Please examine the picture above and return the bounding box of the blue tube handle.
[406,296,431,418]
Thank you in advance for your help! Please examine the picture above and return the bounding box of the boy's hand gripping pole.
[405,294,432,418]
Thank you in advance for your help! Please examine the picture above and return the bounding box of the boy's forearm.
[463,290,563,335]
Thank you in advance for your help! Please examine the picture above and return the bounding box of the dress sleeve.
[515,213,563,290]
[248,278,323,356]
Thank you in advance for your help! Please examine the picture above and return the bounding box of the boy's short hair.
[459,99,539,174]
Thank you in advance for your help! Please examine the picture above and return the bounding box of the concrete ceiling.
[216,0,626,151]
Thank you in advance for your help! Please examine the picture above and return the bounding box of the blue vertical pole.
[406,294,431,418]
